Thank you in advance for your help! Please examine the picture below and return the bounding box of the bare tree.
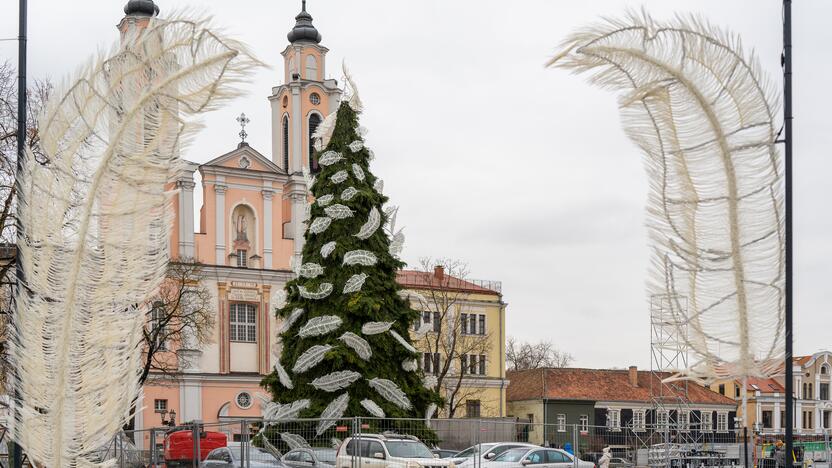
[506,337,573,371]
[411,257,494,418]
[139,259,214,385]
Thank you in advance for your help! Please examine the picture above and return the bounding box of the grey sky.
[1,1,829,369]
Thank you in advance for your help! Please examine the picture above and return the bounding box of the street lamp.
[160,409,177,427]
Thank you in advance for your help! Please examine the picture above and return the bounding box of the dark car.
[282,448,337,468]
[432,449,460,459]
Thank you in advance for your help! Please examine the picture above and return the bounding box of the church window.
[308,113,322,173]
[310,92,321,105]
[305,55,318,80]
[282,95,288,108]
[282,115,290,171]
[229,303,257,343]
[236,249,247,268]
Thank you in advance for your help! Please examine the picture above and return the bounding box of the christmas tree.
[261,85,442,439]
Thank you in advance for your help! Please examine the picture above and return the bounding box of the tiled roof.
[742,377,785,394]
[507,368,736,406]
[397,270,500,295]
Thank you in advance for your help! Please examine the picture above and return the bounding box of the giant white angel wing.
[11,15,261,467]
[550,12,784,381]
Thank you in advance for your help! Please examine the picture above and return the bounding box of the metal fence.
[107,418,830,468]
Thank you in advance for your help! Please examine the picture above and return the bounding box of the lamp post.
[159,409,177,427]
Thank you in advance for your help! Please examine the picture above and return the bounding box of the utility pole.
[782,1,794,468]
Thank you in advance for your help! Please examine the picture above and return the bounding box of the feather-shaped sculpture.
[330,170,348,184]
[298,315,343,338]
[389,330,418,354]
[318,150,343,167]
[311,371,362,392]
[348,141,364,152]
[389,232,405,258]
[423,375,438,390]
[274,361,294,390]
[317,393,349,436]
[331,438,343,450]
[302,166,316,191]
[343,273,368,294]
[272,290,288,310]
[352,164,365,181]
[402,359,418,372]
[361,321,393,335]
[368,378,412,410]
[360,399,385,418]
[340,187,358,201]
[278,308,305,334]
[261,437,284,459]
[367,149,375,161]
[373,178,384,193]
[11,14,261,467]
[282,433,311,450]
[425,403,438,421]
[343,62,364,113]
[293,345,334,373]
[321,241,337,258]
[309,217,333,235]
[298,263,324,279]
[325,204,354,219]
[298,283,333,300]
[312,112,338,151]
[398,290,429,309]
[271,399,310,421]
[317,194,334,207]
[550,11,784,381]
[342,250,378,266]
[338,332,372,360]
[354,207,381,240]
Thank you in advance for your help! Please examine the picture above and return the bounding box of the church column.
[291,86,302,172]
[218,283,230,374]
[259,285,271,375]
[290,191,307,264]
[215,181,227,265]
[774,400,781,431]
[177,179,196,258]
[262,189,274,269]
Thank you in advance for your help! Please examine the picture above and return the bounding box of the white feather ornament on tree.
[368,378,412,410]
[311,371,362,392]
[10,13,262,467]
[320,241,337,258]
[298,263,324,279]
[389,330,418,354]
[330,170,348,184]
[398,290,429,308]
[317,393,350,436]
[352,164,365,181]
[360,399,386,418]
[298,283,334,300]
[331,438,342,450]
[318,150,343,166]
[389,232,405,258]
[316,194,334,207]
[282,433,311,450]
[302,167,315,191]
[342,250,378,266]
[272,289,288,310]
[278,308,305,334]
[402,359,418,372]
[367,149,375,161]
[298,315,343,338]
[324,204,354,219]
[338,332,372,360]
[373,178,383,193]
[274,361,294,389]
[354,207,381,240]
[340,187,358,201]
[309,217,333,234]
[274,399,310,420]
[313,112,338,151]
[343,273,369,294]
[358,126,369,137]
[425,403,438,421]
[423,375,438,390]
[348,140,364,152]
[550,12,784,381]
[293,344,334,374]
[361,322,393,335]
[343,62,364,113]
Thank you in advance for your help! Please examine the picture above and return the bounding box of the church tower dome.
[287,1,322,44]
[123,0,159,17]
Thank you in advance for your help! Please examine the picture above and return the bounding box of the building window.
[479,354,486,375]
[469,315,477,335]
[820,383,830,401]
[460,314,468,334]
[305,55,318,80]
[822,364,829,375]
[557,414,566,432]
[701,411,713,433]
[423,352,439,374]
[657,410,669,429]
[308,113,322,173]
[150,302,167,351]
[579,415,589,433]
[718,384,725,395]
[282,116,290,171]
[236,392,253,409]
[460,354,467,375]
[735,385,741,398]
[823,411,831,429]
[236,249,247,268]
[527,413,534,424]
[433,312,441,332]
[468,354,478,375]
[762,410,773,429]
[478,314,486,335]
[608,409,621,431]
[632,410,646,432]
[803,411,813,429]
[466,400,481,418]
[154,399,168,413]
[678,411,690,432]
[309,92,321,105]
[229,303,257,343]
[716,412,728,432]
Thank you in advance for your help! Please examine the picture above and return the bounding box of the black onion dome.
[124,0,159,17]
[287,0,322,44]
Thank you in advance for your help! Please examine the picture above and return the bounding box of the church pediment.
[202,143,285,175]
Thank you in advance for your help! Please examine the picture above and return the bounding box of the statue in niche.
[235,213,248,241]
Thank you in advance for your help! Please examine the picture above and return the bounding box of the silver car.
[202,445,286,467]
[453,443,538,468]
[485,447,595,468]
[282,448,337,468]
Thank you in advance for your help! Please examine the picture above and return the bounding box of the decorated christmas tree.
[261,79,442,439]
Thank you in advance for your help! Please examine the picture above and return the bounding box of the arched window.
[305,55,318,81]
[282,115,290,171]
[308,113,322,173]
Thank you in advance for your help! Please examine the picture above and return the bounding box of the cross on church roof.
[236,112,250,143]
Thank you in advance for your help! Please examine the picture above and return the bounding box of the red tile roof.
[397,270,500,295]
[507,368,736,406]
[742,377,785,394]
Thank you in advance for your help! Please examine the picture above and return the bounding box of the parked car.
[485,447,595,468]
[608,457,633,468]
[452,443,538,468]
[432,450,460,459]
[201,445,286,467]
[335,433,456,468]
[282,448,337,468]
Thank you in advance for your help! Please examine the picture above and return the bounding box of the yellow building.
[398,266,509,418]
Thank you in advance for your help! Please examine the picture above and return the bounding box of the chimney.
[628,366,639,387]
[434,265,445,281]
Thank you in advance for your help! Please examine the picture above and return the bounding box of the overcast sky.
[2,1,830,369]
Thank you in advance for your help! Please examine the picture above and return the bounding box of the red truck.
[163,428,228,467]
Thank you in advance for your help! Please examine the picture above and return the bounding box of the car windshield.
[313,448,337,464]
[487,446,525,458]
[493,448,531,462]
[385,441,434,458]
[456,444,497,458]
[231,447,279,463]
